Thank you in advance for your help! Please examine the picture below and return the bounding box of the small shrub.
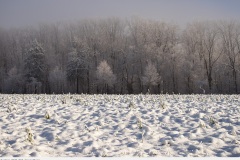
[101,151,107,157]
[61,98,66,104]
[209,116,218,126]
[26,127,34,143]
[45,111,51,119]
[7,105,17,113]
[128,102,135,109]
[160,102,166,109]
[137,118,143,129]
[199,120,206,128]
[85,124,90,132]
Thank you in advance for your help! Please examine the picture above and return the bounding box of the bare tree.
[194,22,222,93]
[181,24,204,93]
[218,21,240,93]
[0,18,240,94]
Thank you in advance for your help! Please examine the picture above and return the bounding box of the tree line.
[0,17,240,94]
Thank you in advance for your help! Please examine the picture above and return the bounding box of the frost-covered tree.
[0,18,240,94]
[3,67,24,93]
[142,62,160,93]
[181,25,201,93]
[26,77,42,94]
[96,60,116,93]
[49,66,66,93]
[219,21,240,93]
[24,40,46,93]
[66,47,86,93]
[194,22,222,93]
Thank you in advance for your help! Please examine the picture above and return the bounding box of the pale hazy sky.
[0,0,240,28]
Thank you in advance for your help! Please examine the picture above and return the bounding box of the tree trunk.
[233,69,238,93]
[187,76,191,94]
[113,84,116,94]
[97,85,99,94]
[172,70,176,93]
[127,83,133,94]
[76,76,79,94]
[208,75,212,93]
[107,84,109,94]
[158,84,161,94]
[87,66,90,94]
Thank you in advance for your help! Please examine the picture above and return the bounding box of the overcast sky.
[0,0,240,28]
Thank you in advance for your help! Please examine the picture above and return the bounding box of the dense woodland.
[0,17,240,94]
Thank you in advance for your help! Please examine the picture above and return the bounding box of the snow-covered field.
[0,94,240,157]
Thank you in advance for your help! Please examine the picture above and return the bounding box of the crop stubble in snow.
[0,94,239,157]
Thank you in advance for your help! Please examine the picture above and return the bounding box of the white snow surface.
[0,94,239,157]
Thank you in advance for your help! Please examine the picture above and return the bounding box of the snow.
[0,94,239,157]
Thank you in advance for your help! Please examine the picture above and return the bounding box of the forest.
[0,17,239,94]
